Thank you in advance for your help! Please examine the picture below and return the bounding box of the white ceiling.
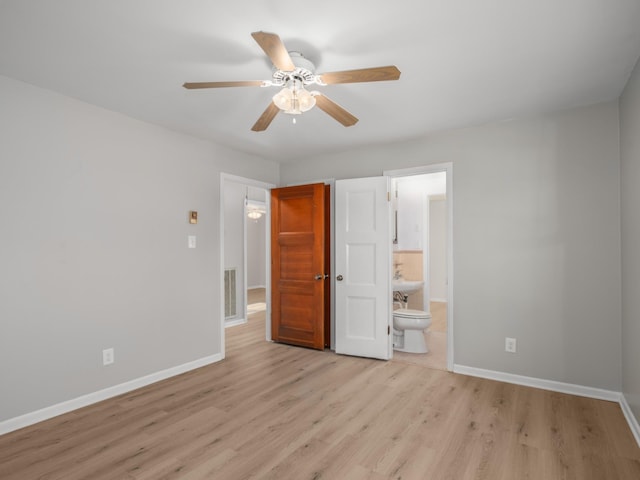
[1,0,639,163]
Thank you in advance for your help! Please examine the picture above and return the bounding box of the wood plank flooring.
[1,311,639,479]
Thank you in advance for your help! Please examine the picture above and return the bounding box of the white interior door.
[335,176,392,360]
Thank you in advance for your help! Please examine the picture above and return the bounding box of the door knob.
[336,275,344,281]
[314,274,324,280]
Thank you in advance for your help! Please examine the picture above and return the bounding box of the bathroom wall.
[395,178,425,251]
[394,197,448,310]
[281,100,622,392]
[429,198,448,302]
[393,251,424,310]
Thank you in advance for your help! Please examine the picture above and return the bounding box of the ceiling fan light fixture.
[272,87,293,111]
[272,78,316,115]
[246,199,266,220]
[183,31,401,131]
[296,88,316,112]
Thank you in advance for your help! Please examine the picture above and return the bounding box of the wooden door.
[271,183,325,350]
[335,176,392,360]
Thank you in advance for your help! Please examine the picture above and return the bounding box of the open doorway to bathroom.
[385,164,453,371]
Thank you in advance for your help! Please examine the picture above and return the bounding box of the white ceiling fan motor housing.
[271,52,318,86]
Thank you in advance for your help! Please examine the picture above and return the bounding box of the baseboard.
[453,364,621,402]
[248,285,266,290]
[430,298,447,303]
[0,353,223,436]
[452,364,640,448]
[620,394,640,448]
[225,317,247,328]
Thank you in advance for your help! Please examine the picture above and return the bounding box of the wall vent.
[224,268,237,319]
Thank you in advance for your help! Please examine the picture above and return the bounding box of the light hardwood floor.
[1,312,639,479]
[247,287,266,307]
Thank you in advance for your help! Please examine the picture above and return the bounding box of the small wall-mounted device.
[103,348,114,366]
[189,211,198,224]
[505,337,517,353]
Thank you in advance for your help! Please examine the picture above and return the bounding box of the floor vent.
[224,268,237,319]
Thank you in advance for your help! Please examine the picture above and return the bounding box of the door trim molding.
[384,163,454,371]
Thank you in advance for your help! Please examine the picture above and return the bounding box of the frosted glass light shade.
[296,88,316,112]
[273,87,293,111]
[272,86,316,114]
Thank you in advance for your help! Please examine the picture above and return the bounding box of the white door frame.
[220,173,275,359]
[383,163,454,371]
[422,192,431,310]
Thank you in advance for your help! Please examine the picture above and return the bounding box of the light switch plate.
[103,348,114,366]
[188,235,196,249]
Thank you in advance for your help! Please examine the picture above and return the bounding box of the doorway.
[220,174,275,359]
[270,183,332,350]
[385,164,454,371]
[220,172,453,371]
[245,194,268,322]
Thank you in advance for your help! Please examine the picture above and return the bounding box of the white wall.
[429,198,447,302]
[247,214,266,288]
[0,75,278,423]
[620,58,640,423]
[281,101,622,391]
[0,68,629,428]
[247,188,267,289]
[395,178,424,251]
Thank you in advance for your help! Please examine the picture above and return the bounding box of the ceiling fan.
[183,31,401,132]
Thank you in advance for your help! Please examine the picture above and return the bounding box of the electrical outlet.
[505,337,517,353]
[103,348,114,366]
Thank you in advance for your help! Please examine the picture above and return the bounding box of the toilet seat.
[393,309,431,319]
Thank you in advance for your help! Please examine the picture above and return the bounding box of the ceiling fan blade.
[314,94,359,127]
[251,101,280,132]
[183,81,264,89]
[251,31,295,72]
[319,66,401,85]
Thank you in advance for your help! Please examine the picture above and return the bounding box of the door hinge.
[387,191,391,202]
[388,325,390,335]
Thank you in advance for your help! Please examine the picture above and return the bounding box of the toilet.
[392,309,432,353]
